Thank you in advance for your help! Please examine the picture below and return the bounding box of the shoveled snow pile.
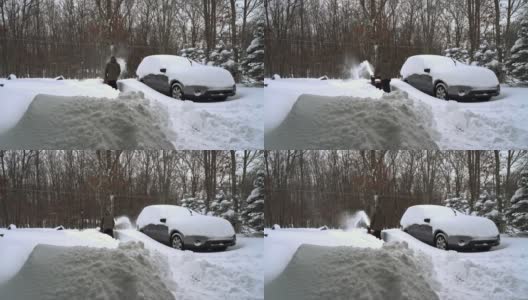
[265,90,438,149]
[264,228,383,284]
[0,242,175,300]
[0,91,174,149]
[265,242,439,300]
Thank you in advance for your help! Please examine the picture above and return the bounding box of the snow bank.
[265,90,439,149]
[265,242,439,300]
[264,228,383,284]
[0,91,174,149]
[0,228,118,284]
[0,242,175,300]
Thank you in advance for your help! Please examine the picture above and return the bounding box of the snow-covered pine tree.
[242,170,264,232]
[506,7,528,83]
[180,47,207,64]
[242,18,264,85]
[444,47,470,64]
[444,195,470,213]
[207,40,236,76]
[472,189,502,227]
[180,194,206,214]
[209,190,237,225]
[506,170,528,232]
[473,40,500,76]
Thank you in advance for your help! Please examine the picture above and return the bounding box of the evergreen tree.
[444,47,470,64]
[472,189,502,228]
[473,40,500,77]
[242,18,264,85]
[444,194,470,213]
[180,47,207,64]
[242,170,264,231]
[207,40,236,76]
[209,190,237,225]
[506,7,528,83]
[180,194,206,214]
[506,170,528,232]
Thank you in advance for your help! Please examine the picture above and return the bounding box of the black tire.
[170,83,184,100]
[435,232,448,250]
[170,233,184,250]
[434,82,449,100]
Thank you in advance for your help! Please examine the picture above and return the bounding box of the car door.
[150,73,170,94]
[415,222,434,244]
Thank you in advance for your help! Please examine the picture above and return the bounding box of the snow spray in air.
[350,61,374,80]
[114,216,135,230]
[341,210,371,231]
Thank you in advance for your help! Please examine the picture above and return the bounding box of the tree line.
[265,0,527,81]
[264,150,528,232]
[0,150,264,233]
[0,0,263,83]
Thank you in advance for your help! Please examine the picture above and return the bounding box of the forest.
[264,150,528,232]
[0,0,264,84]
[264,0,528,82]
[0,150,264,233]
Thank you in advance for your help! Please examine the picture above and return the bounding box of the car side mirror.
[424,68,431,73]
[160,68,167,73]
[160,218,166,223]
[424,218,430,223]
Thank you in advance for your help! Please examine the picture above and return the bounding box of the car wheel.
[170,233,184,250]
[434,83,448,100]
[171,83,184,100]
[435,233,448,250]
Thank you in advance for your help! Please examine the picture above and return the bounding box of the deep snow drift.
[0,92,173,149]
[265,90,439,149]
[0,77,263,149]
[0,242,174,300]
[265,77,528,149]
[265,243,439,300]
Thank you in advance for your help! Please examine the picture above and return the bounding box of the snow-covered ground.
[265,77,528,149]
[0,225,263,300]
[383,228,528,300]
[265,227,528,300]
[0,78,263,149]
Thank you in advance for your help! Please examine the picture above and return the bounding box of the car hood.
[433,64,499,88]
[431,214,499,237]
[168,64,235,87]
[167,214,235,237]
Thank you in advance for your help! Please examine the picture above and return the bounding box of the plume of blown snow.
[350,60,374,79]
[114,216,135,230]
[341,210,371,231]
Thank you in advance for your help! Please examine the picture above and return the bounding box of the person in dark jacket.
[104,56,121,89]
[100,209,115,238]
[367,196,382,239]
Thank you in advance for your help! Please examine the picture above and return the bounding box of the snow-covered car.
[136,205,236,251]
[400,205,500,251]
[136,55,236,101]
[400,55,500,101]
